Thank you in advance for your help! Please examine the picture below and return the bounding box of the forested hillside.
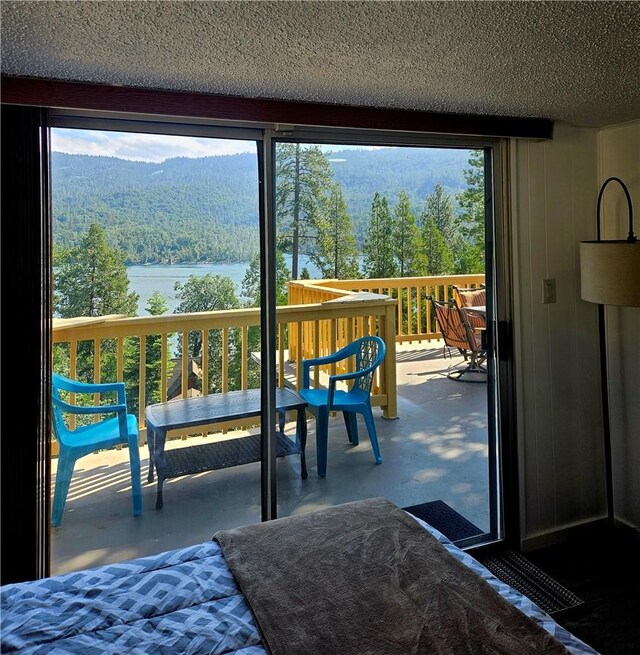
[51,147,470,264]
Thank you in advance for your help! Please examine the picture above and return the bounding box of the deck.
[51,341,489,575]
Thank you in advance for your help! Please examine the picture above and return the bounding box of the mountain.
[51,146,472,264]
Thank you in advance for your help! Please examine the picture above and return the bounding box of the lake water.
[128,255,321,314]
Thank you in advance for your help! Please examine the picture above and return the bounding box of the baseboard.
[520,517,609,552]
[521,515,640,552]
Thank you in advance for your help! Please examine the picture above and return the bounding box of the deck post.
[382,300,398,419]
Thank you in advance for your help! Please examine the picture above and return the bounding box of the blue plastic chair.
[51,373,142,527]
[298,336,386,477]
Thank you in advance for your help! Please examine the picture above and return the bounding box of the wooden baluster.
[222,328,229,393]
[201,329,209,395]
[241,326,248,390]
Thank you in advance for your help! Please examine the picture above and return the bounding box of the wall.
[511,124,606,547]
[598,121,640,528]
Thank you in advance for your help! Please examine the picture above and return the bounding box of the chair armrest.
[302,353,349,388]
[326,362,381,407]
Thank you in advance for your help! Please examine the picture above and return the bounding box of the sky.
[51,128,381,163]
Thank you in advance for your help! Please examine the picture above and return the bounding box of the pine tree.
[275,144,335,279]
[311,184,360,279]
[422,184,457,243]
[173,274,244,393]
[53,223,138,318]
[456,150,486,272]
[363,193,397,279]
[393,191,427,276]
[422,217,454,275]
[53,223,140,397]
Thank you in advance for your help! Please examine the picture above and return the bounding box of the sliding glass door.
[46,113,505,575]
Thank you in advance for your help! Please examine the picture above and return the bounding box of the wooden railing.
[288,273,485,347]
[52,295,398,450]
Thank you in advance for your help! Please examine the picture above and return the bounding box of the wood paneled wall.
[598,121,640,528]
[510,124,606,547]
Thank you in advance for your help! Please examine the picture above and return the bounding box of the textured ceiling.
[2,1,639,128]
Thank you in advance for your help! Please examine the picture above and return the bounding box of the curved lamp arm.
[597,176,636,242]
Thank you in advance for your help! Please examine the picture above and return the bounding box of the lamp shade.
[580,240,640,306]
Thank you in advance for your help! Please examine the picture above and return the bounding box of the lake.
[127,255,321,314]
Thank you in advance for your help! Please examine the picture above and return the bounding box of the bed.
[1,498,599,655]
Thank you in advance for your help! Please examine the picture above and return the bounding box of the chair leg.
[51,453,77,527]
[127,438,143,518]
[361,408,383,465]
[315,408,330,478]
[343,411,359,445]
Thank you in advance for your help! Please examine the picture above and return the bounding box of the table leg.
[154,428,168,510]
[147,427,156,483]
[297,408,308,480]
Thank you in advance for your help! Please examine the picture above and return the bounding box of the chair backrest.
[452,286,486,330]
[453,285,486,308]
[51,373,74,445]
[430,298,481,354]
[350,336,386,394]
[51,373,123,446]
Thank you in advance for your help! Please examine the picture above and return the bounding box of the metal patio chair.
[430,297,487,383]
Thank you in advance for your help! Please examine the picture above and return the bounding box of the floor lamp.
[580,177,640,526]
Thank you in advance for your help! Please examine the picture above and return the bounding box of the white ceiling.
[2,1,639,128]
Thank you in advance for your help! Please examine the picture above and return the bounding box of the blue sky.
[51,128,380,163]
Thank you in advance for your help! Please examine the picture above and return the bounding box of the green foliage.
[146,290,169,316]
[422,183,457,242]
[54,223,139,318]
[393,191,427,277]
[241,251,292,307]
[311,184,360,279]
[454,241,485,275]
[422,217,454,275]
[363,193,397,278]
[52,148,473,267]
[52,153,260,265]
[173,274,249,393]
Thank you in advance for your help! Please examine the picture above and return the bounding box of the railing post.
[382,300,398,419]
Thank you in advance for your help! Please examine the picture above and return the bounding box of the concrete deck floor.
[51,341,490,575]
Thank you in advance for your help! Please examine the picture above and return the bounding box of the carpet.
[477,550,584,615]
[402,500,483,542]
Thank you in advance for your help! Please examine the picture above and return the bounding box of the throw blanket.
[215,497,569,655]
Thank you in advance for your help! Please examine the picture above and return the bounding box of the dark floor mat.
[402,500,483,542]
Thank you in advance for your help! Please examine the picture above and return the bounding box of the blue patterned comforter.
[1,517,599,655]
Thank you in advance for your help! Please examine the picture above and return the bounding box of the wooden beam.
[1,76,553,139]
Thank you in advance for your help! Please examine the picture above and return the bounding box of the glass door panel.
[273,139,497,545]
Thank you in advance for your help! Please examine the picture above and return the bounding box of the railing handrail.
[52,299,394,342]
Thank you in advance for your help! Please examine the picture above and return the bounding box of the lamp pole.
[594,177,636,526]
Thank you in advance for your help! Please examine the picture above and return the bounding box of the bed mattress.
[1,516,599,655]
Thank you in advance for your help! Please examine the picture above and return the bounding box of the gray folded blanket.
[214,497,569,655]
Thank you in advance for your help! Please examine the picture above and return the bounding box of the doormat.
[403,500,483,542]
[476,550,583,615]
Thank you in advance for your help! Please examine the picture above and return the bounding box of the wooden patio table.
[145,388,308,509]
